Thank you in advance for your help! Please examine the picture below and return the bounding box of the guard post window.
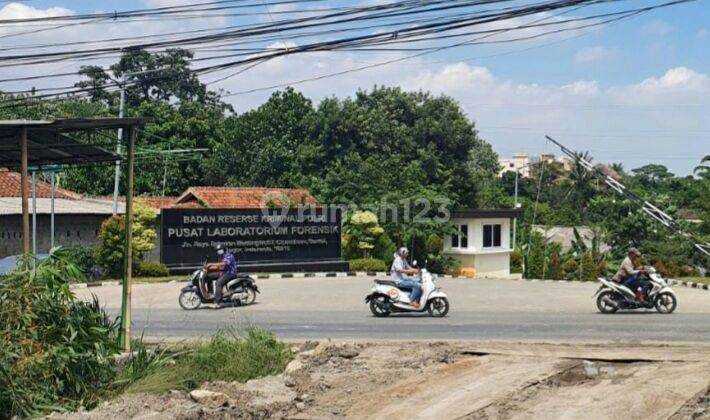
[483,224,501,248]
[450,224,468,248]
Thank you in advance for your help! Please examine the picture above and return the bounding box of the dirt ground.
[48,341,710,420]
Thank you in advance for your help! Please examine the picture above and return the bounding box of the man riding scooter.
[612,247,649,303]
[208,244,238,308]
[390,247,422,308]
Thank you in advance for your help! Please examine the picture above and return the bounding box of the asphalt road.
[77,276,710,343]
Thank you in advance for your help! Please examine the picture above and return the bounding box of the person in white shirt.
[390,247,422,307]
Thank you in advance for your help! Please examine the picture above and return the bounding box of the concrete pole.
[20,127,30,269]
[32,171,37,265]
[50,172,55,249]
[512,169,519,250]
[120,125,136,352]
[113,85,126,215]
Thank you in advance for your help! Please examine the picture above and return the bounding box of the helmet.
[216,244,225,256]
[397,247,409,256]
[628,247,641,257]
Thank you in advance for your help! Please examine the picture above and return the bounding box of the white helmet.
[397,247,409,256]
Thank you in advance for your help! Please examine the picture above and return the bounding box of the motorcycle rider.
[612,247,647,303]
[208,244,238,307]
[391,247,422,307]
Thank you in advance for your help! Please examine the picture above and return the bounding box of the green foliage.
[372,233,397,266]
[133,261,170,278]
[343,211,385,259]
[348,258,387,272]
[125,327,291,394]
[579,251,598,281]
[95,203,158,278]
[510,249,523,273]
[0,249,120,418]
[60,246,97,275]
[525,232,546,279]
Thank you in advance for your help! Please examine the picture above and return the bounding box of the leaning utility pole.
[545,135,710,260]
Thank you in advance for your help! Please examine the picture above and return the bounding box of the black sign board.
[160,207,342,268]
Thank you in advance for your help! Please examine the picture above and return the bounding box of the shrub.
[546,251,564,280]
[342,211,385,259]
[525,233,546,279]
[510,249,523,273]
[579,251,598,281]
[0,249,120,417]
[133,261,170,277]
[373,233,396,266]
[348,258,387,272]
[96,203,157,278]
[125,327,291,394]
[62,245,97,274]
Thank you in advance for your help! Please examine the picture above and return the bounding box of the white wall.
[444,216,512,277]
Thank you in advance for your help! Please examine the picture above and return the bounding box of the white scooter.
[594,266,677,314]
[365,262,450,317]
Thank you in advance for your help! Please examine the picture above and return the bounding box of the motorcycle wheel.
[244,286,257,305]
[179,289,201,310]
[427,297,450,317]
[369,295,391,317]
[654,292,677,314]
[596,291,619,314]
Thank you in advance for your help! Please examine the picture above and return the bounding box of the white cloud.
[574,46,613,63]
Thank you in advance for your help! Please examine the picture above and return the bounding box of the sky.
[0,0,708,175]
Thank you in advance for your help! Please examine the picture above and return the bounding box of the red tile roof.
[175,187,316,209]
[0,169,82,200]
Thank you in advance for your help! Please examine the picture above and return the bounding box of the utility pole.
[113,80,126,215]
[513,169,518,250]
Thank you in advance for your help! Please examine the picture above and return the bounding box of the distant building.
[498,153,574,177]
[531,225,610,253]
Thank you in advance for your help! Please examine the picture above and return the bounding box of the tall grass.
[124,327,291,394]
[0,249,120,418]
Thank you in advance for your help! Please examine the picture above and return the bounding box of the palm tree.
[694,155,710,180]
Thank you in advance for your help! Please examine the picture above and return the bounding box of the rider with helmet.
[390,247,422,307]
[209,244,238,307]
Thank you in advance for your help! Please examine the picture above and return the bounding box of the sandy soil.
[48,341,710,420]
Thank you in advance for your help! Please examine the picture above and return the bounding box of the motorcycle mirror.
[412,260,418,267]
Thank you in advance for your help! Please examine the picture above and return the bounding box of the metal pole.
[120,125,136,352]
[113,84,126,215]
[20,127,30,269]
[32,171,37,264]
[50,172,55,249]
[512,169,519,250]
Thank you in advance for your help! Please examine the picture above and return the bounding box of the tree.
[342,211,385,259]
[694,155,710,180]
[631,164,674,187]
[75,48,218,107]
[95,203,157,277]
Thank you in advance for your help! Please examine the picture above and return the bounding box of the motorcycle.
[178,264,259,310]
[594,266,677,314]
[365,262,450,317]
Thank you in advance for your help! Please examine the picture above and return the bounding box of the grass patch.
[122,327,291,394]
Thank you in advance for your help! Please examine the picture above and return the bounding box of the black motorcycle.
[178,265,259,310]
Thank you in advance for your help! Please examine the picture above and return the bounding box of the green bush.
[0,249,120,418]
[348,258,387,272]
[579,251,598,281]
[133,261,170,277]
[373,233,397,266]
[510,249,523,273]
[525,233,546,279]
[546,251,564,280]
[125,327,291,394]
[62,245,97,273]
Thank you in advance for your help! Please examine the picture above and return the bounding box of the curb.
[68,271,470,289]
[668,279,709,291]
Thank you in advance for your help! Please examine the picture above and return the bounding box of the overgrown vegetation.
[0,249,120,418]
[123,328,291,395]
[348,258,387,272]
